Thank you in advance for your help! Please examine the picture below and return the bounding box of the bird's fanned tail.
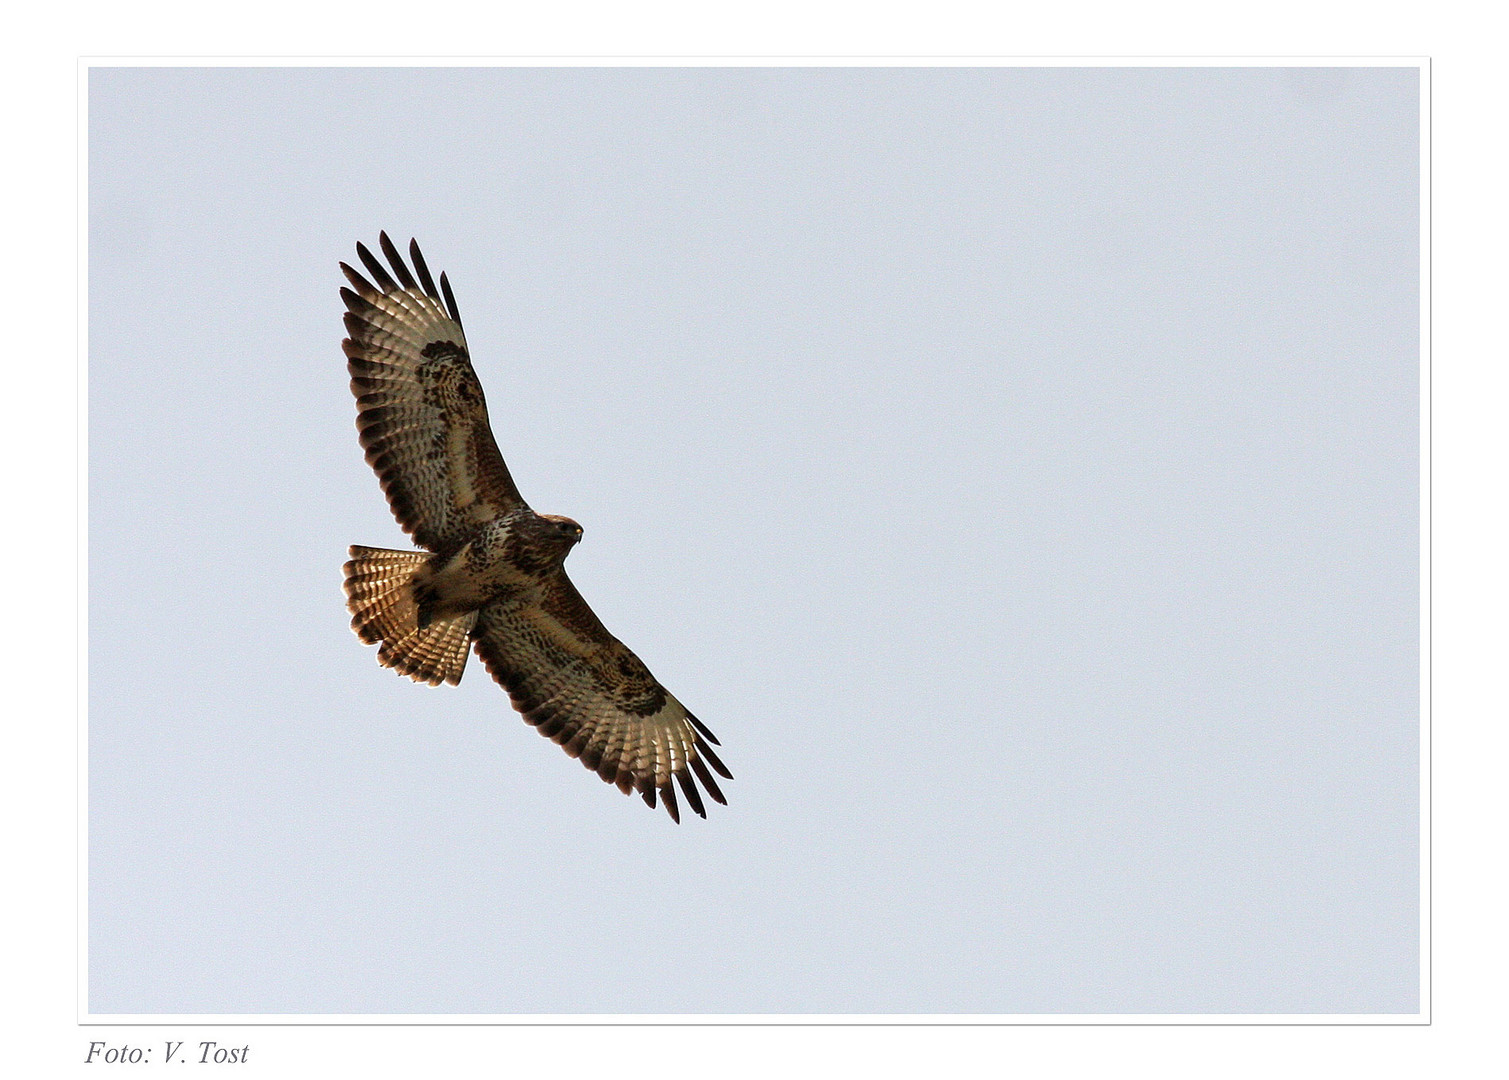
[343,545,475,686]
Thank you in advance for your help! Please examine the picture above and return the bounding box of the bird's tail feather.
[343,545,476,686]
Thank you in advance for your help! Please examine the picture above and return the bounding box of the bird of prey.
[339,233,730,822]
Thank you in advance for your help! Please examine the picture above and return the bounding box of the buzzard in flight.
[339,234,730,821]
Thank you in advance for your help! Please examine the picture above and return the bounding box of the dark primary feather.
[408,238,441,301]
[340,261,379,301]
[686,710,722,747]
[440,272,462,326]
[379,231,418,290]
[356,240,399,293]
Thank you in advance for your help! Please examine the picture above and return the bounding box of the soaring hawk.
[340,234,730,821]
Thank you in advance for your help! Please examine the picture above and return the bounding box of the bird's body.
[339,234,729,821]
[411,510,579,626]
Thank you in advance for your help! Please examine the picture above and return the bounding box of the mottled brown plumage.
[340,234,730,821]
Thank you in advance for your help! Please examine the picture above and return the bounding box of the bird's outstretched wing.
[341,234,525,554]
[472,572,733,822]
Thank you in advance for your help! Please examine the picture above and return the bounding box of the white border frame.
[78,56,1430,1027]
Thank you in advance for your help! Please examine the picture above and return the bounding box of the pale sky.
[89,65,1419,1014]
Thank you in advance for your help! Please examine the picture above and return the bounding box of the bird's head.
[540,514,585,555]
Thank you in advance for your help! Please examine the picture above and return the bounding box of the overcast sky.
[88,65,1419,1015]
